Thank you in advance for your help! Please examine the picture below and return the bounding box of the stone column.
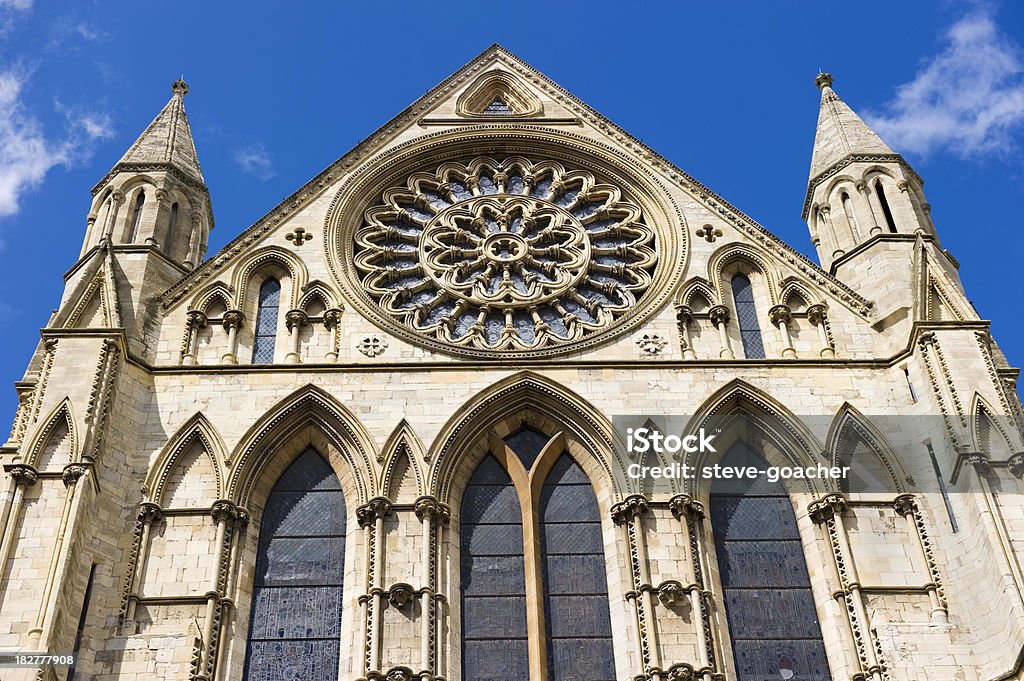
[807,304,835,358]
[323,308,343,362]
[809,494,882,681]
[182,311,208,366]
[221,311,244,365]
[357,498,392,675]
[121,502,162,633]
[768,304,796,359]
[144,188,168,246]
[708,305,734,359]
[184,213,203,268]
[893,494,947,623]
[284,310,308,364]
[612,495,663,680]
[669,495,717,681]
[196,500,244,681]
[855,180,882,235]
[0,464,37,595]
[819,204,844,260]
[101,190,125,241]
[674,304,696,360]
[415,496,449,677]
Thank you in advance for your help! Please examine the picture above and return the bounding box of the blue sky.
[0,1,1022,420]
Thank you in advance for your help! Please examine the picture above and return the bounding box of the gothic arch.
[682,379,827,495]
[970,393,1018,458]
[779,279,815,312]
[231,246,309,310]
[707,243,779,307]
[455,70,544,117]
[188,281,233,315]
[379,419,427,501]
[825,402,910,493]
[677,277,718,308]
[27,398,78,470]
[298,280,340,312]
[144,412,226,506]
[427,371,626,507]
[227,384,377,507]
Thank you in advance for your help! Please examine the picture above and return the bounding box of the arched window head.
[166,202,179,250]
[251,278,281,364]
[711,443,833,680]
[731,274,765,359]
[875,179,898,233]
[841,192,860,240]
[129,190,145,242]
[241,448,346,681]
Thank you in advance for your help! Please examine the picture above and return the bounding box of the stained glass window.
[461,455,529,681]
[539,454,615,681]
[710,444,832,680]
[251,278,281,364]
[731,274,766,359]
[504,427,551,471]
[242,448,346,681]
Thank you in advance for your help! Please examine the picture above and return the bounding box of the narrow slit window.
[875,180,897,233]
[731,274,765,359]
[927,443,958,532]
[841,192,860,240]
[904,367,918,403]
[67,564,97,681]
[128,190,145,242]
[251,278,281,364]
[166,202,179,250]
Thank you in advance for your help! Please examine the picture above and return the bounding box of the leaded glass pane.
[504,427,550,470]
[731,274,766,359]
[540,454,615,681]
[251,278,280,364]
[711,444,832,681]
[461,456,529,681]
[243,448,345,681]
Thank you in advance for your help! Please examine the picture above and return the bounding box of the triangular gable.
[58,247,123,329]
[159,45,872,319]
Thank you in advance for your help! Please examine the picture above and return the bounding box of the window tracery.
[354,157,658,355]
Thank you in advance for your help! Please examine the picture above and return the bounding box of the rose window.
[353,157,658,353]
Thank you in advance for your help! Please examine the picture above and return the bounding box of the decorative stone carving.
[136,502,162,524]
[656,580,686,606]
[6,464,38,487]
[893,493,918,517]
[322,308,344,329]
[358,336,388,357]
[610,494,648,525]
[668,494,704,520]
[667,662,696,680]
[1008,452,1024,479]
[387,583,415,609]
[414,495,450,523]
[768,304,792,326]
[357,497,393,528]
[635,333,667,355]
[285,309,308,331]
[708,304,730,327]
[696,224,722,243]
[352,156,658,356]
[808,493,848,524]
[61,464,87,487]
[285,227,313,246]
[222,310,244,331]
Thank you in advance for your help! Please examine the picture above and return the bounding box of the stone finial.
[815,72,834,90]
[171,79,189,97]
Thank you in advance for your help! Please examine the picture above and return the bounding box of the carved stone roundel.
[353,156,658,355]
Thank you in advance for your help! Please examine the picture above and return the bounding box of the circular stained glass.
[352,156,659,355]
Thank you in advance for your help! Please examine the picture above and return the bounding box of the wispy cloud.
[0,0,32,10]
[866,8,1024,158]
[234,143,275,180]
[0,67,114,219]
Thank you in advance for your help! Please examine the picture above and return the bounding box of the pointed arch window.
[731,274,765,359]
[875,180,898,233]
[166,202,179,250]
[129,190,145,242]
[840,191,860,240]
[242,448,346,681]
[251,278,281,364]
[710,443,832,680]
[460,428,616,681]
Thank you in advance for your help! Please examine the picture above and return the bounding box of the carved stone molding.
[5,463,38,487]
[1008,452,1024,479]
[61,463,87,487]
[323,308,344,329]
[668,493,705,520]
[806,303,827,327]
[808,493,848,524]
[768,303,792,326]
[222,310,244,330]
[610,494,648,525]
[137,502,163,524]
[357,497,393,528]
[285,309,308,330]
[387,583,415,609]
[413,496,450,524]
[708,304,730,326]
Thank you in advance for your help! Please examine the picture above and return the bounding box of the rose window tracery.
[353,157,659,354]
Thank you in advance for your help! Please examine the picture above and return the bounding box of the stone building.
[0,45,1022,681]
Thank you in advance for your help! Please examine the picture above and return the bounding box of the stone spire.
[808,73,894,181]
[112,79,205,183]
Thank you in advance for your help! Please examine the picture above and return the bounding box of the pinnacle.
[808,72,894,182]
[112,79,204,184]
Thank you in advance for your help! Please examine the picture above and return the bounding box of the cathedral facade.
[0,46,1022,681]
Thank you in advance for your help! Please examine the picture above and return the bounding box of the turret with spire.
[803,73,965,330]
[83,79,212,268]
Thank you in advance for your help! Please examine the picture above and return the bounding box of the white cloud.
[0,0,32,10]
[866,9,1024,158]
[0,68,114,219]
[234,143,275,180]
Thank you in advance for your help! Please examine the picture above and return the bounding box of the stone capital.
[322,308,344,329]
[806,303,828,327]
[917,331,937,348]
[808,493,847,524]
[768,304,792,326]
[610,494,648,525]
[674,304,692,328]
[893,493,919,517]
[210,499,242,523]
[668,493,704,520]
[708,305,730,327]
[186,310,208,328]
[62,464,87,487]
[357,497,393,528]
[6,463,38,487]
[285,309,308,330]
[137,502,163,524]
[1008,452,1024,479]
[222,310,244,330]
[414,495,450,523]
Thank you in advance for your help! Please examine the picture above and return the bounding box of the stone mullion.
[810,494,882,681]
[668,495,716,681]
[119,502,162,633]
[357,497,392,677]
[612,495,661,680]
[29,464,88,652]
